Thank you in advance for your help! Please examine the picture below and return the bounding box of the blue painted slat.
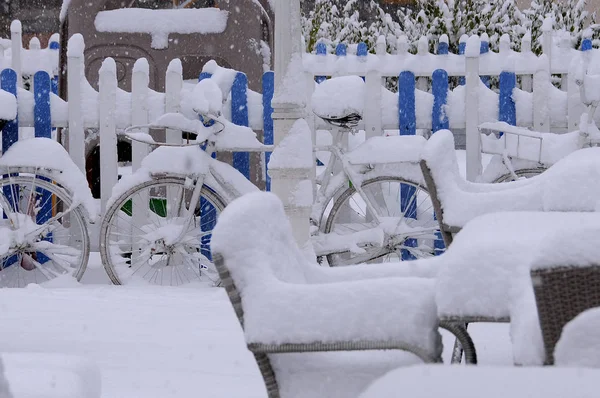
[582,38,593,51]
[357,42,368,57]
[49,41,60,50]
[34,71,53,263]
[315,42,327,84]
[431,69,449,132]
[231,72,250,180]
[335,43,347,56]
[438,42,449,55]
[499,71,517,130]
[398,71,417,259]
[431,69,449,255]
[480,40,490,87]
[1,69,19,267]
[459,42,466,86]
[262,71,275,191]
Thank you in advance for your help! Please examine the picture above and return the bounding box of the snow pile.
[555,307,600,368]
[532,225,600,270]
[311,76,365,120]
[191,79,223,116]
[94,8,229,49]
[0,88,17,121]
[3,353,101,398]
[0,138,98,221]
[359,365,600,398]
[212,191,441,353]
[346,135,426,165]
[269,119,314,170]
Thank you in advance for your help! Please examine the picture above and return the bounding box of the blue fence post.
[49,40,60,94]
[499,71,517,131]
[335,43,347,57]
[437,39,449,55]
[315,42,327,84]
[459,35,467,86]
[398,71,417,260]
[1,69,18,267]
[197,71,216,261]
[357,42,368,81]
[231,72,250,180]
[262,71,275,191]
[431,69,449,255]
[480,34,490,87]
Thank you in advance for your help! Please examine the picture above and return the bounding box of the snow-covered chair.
[419,130,600,363]
[211,192,446,398]
[530,226,600,365]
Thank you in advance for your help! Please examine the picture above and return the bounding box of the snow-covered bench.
[212,192,449,398]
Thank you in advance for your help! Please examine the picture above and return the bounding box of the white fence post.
[131,58,150,171]
[533,56,550,132]
[365,70,383,140]
[521,32,533,92]
[67,34,86,173]
[541,17,553,71]
[465,35,482,182]
[10,20,22,88]
[99,58,118,214]
[165,58,183,145]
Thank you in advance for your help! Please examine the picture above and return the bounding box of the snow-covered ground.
[0,253,514,397]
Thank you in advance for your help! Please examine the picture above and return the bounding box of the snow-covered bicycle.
[0,138,94,288]
[99,79,442,286]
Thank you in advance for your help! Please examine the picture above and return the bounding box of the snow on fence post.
[231,72,251,180]
[499,71,516,128]
[567,40,593,132]
[10,21,22,88]
[99,58,118,214]
[262,71,275,190]
[67,34,86,172]
[165,59,183,146]
[541,17,553,71]
[417,37,429,91]
[533,55,550,132]
[365,69,383,140]
[465,35,482,182]
[131,58,150,172]
[437,35,449,55]
[315,42,327,84]
[521,32,533,92]
[398,70,417,259]
[1,69,18,151]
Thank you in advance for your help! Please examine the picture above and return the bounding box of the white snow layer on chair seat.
[423,130,600,228]
[531,225,600,270]
[0,138,98,221]
[3,352,101,398]
[359,365,600,398]
[0,88,17,121]
[555,307,600,368]
[212,192,441,354]
[436,211,600,365]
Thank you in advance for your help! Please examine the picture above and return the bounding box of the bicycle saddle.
[318,112,363,129]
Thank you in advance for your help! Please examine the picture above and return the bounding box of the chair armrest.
[242,277,440,357]
[307,257,440,284]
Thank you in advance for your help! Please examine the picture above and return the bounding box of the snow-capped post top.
[67,34,85,58]
[439,34,449,45]
[167,58,183,75]
[500,34,510,53]
[459,34,468,44]
[10,20,21,34]
[541,16,553,32]
[521,31,532,53]
[418,36,428,55]
[465,35,481,57]
[28,37,41,50]
[397,35,408,55]
[99,57,117,75]
[376,35,386,55]
[133,57,150,75]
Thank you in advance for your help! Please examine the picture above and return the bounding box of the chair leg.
[439,322,477,365]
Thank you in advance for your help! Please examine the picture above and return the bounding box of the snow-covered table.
[359,365,600,398]
[2,353,101,398]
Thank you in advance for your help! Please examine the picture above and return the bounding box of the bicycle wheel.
[323,177,443,266]
[100,177,227,286]
[493,167,546,183]
[0,174,89,287]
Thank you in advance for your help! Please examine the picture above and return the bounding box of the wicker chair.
[212,192,477,398]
